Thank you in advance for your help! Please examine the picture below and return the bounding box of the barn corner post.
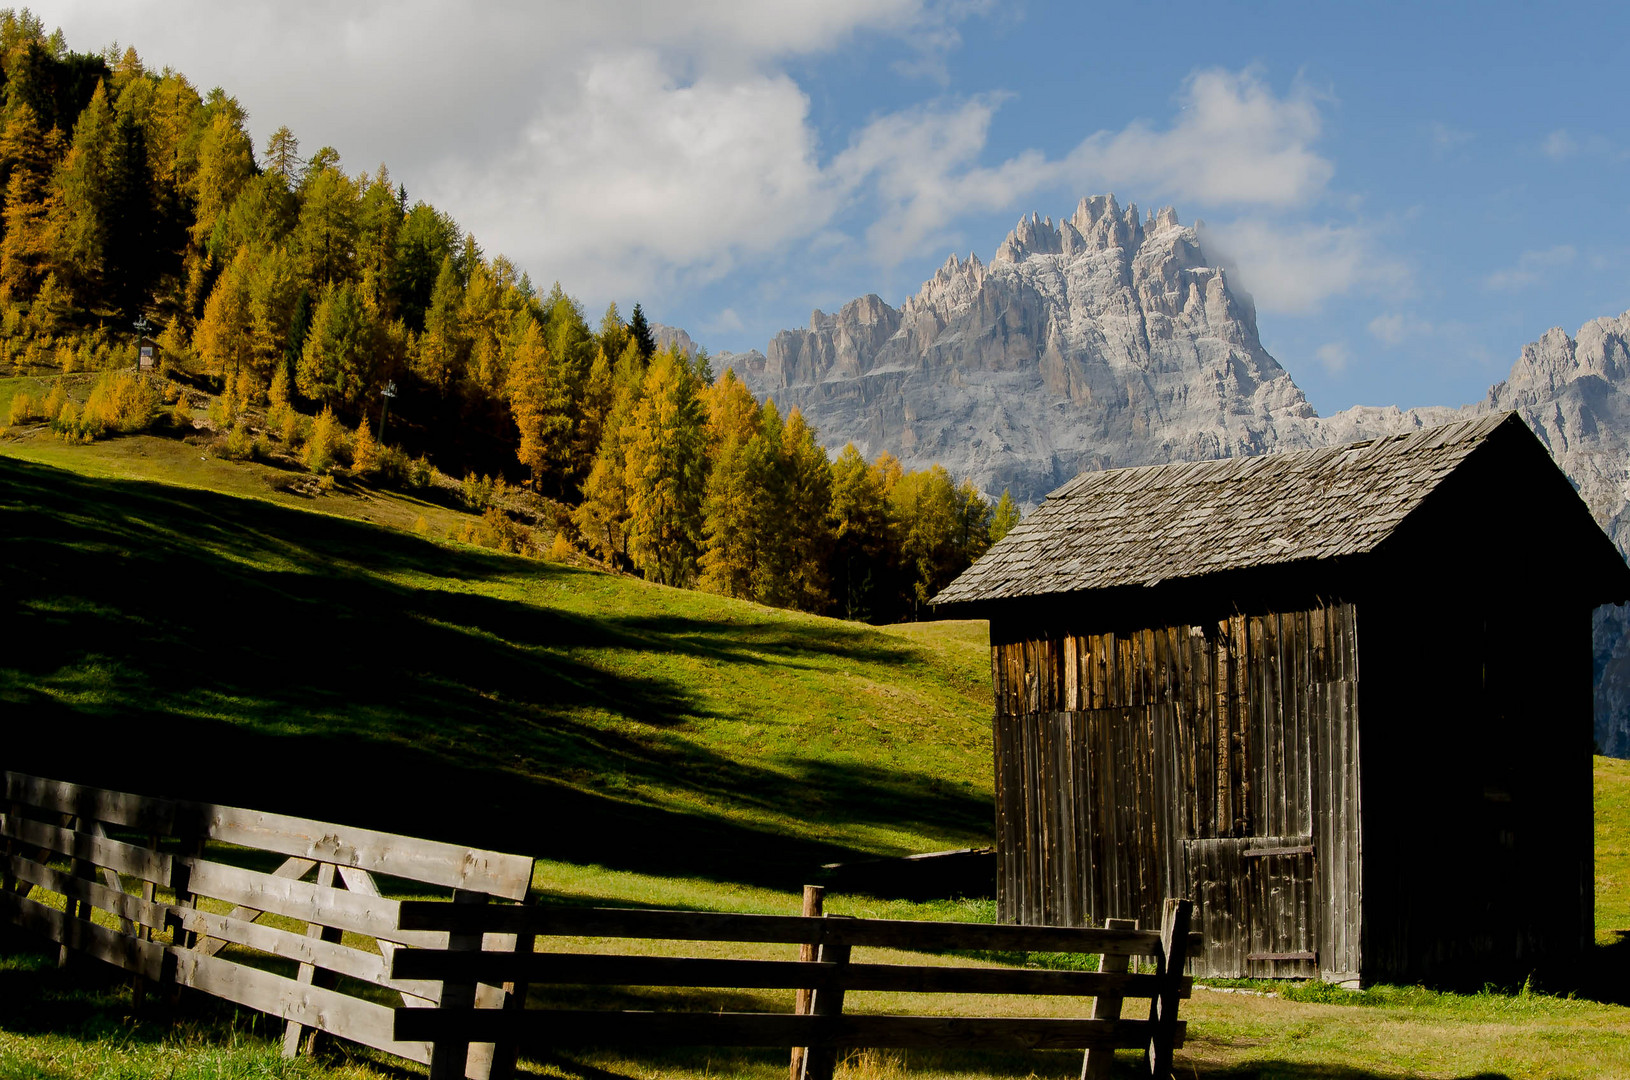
[1146,898,1192,1077]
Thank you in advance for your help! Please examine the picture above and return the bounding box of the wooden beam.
[393,1009,1181,1051]
[397,903,1193,957]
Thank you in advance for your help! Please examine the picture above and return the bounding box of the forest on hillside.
[0,10,1020,622]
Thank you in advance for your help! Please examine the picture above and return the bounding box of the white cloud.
[1483,245,1577,291]
[1315,342,1350,374]
[1062,68,1333,208]
[31,4,1358,318]
[1368,313,1434,346]
[1199,219,1406,316]
[1542,129,1578,160]
[435,52,839,298]
[827,66,1339,267]
[1430,122,1473,154]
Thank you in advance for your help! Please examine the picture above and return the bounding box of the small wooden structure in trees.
[933,413,1630,985]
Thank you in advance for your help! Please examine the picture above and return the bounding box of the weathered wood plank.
[0,887,166,979]
[183,858,442,947]
[173,906,440,1002]
[6,852,169,932]
[0,814,173,885]
[1,773,184,834]
[396,1009,1184,1051]
[200,806,533,901]
[173,948,432,1065]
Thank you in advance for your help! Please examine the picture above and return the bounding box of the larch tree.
[263,125,301,184]
[623,346,706,586]
[697,370,764,598]
[48,79,116,300]
[989,488,1020,544]
[0,102,55,295]
[828,443,896,621]
[414,255,466,393]
[774,406,834,611]
[291,160,358,287]
[194,246,254,383]
[509,318,574,494]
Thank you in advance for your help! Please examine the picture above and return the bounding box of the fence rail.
[0,771,534,1080]
[392,895,1198,1080]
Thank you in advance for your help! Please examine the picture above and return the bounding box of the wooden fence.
[0,771,534,1079]
[392,896,1198,1080]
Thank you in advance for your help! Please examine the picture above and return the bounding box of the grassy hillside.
[0,435,995,888]
[6,429,1630,1079]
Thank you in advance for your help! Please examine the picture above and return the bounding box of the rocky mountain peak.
[729,193,1316,504]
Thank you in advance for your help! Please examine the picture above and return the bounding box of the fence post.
[789,884,826,1080]
[485,920,535,1080]
[1146,898,1192,1077]
[428,889,489,1080]
[1080,916,1137,1080]
[799,914,850,1080]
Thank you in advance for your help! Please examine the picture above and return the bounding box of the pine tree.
[103,103,154,319]
[355,165,402,310]
[389,202,457,332]
[190,104,255,248]
[623,346,705,586]
[628,301,655,361]
[246,244,298,375]
[297,282,375,407]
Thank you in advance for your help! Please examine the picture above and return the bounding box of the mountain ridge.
[701,194,1630,754]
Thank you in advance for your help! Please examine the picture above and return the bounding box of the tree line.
[0,11,1020,621]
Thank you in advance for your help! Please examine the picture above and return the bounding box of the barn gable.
[935,411,1629,610]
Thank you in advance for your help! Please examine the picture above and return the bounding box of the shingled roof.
[934,411,1541,606]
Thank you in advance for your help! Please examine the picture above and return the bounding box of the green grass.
[0,434,995,888]
[6,429,1630,1078]
[1598,754,1630,942]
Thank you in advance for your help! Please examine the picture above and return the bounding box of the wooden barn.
[933,413,1630,986]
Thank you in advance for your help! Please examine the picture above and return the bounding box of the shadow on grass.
[0,456,988,889]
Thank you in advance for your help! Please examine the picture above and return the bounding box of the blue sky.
[37,1,1630,414]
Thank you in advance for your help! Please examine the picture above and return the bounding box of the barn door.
[1188,836,1318,978]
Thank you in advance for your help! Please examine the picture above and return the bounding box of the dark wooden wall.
[990,601,1361,980]
[1358,585,1595,986]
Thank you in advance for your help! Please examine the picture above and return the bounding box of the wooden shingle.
[935,412,1523,605]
